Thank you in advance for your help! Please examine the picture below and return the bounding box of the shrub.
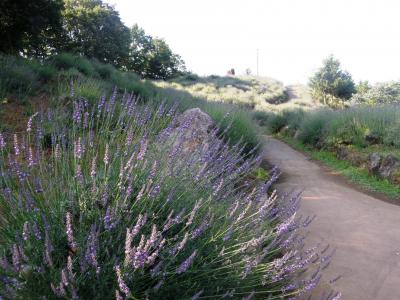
[266,113,288,134]
[0,55,39,98]
[91,59,116,80]
[0,91,324,299]
[50,53,96,77]
[252,111,271,127]
[297,109,332,145]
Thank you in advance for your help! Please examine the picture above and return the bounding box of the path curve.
[263,136,400,300]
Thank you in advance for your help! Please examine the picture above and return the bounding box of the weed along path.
[263,136,400,300]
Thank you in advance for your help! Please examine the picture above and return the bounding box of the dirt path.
[263,136,400,300]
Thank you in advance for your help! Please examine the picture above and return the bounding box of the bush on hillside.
[0,91,325,299]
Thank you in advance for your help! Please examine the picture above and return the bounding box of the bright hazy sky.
[105,0,400,84]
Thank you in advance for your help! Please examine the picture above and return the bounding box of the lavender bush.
[0,90,328,299]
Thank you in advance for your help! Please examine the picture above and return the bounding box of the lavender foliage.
[0,91,329,299]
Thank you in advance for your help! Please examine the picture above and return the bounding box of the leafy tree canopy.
[0,0,63,56]
[309,55,356,104]
[59,0,131,68]
[129,24,186,79]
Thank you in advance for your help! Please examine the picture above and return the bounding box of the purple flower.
[191,218,208,240]
[26,112,38,133]
[66,212,77,251]
[186,199,202,226]
[177,250,197,274]
[13,134,19,156]
[75,164,83,183]
[153,280,164,291]
[61,268,69,287]
[27,147,35,168]
[104,144,110,165]
[44,227,53,267]
[67,255,74,277]
[137,139,148,161]
[0,133,5,149]
[22,222,29,241]
[90,156,97,179]
[115,290,123,300]
[115,265,130,296]
[74,138,83,159]
[54,143,61,159]
[83,111,89,129]
[32,222,41,240]
[85,224,99,274]
[104,207,117,230]
[11,245,21,271]
[51,282,66,297]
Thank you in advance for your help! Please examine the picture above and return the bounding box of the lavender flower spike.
[27,112,38,132]
[13,134,20,156]
[104,144,110,165]
[0,133,5,149]
[177,250,197,274]
[115,265,131,296]
[66,212,77,251]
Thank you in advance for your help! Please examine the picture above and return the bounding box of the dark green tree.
[129,24,186,79]
[0,0,63,56]
[59,0,130,68]
[309,55,356,104]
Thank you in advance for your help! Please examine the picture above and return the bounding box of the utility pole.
[256,49,259,77]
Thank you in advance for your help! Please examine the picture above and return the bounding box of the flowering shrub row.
[0,90,327,299]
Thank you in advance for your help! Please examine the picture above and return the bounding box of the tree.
[59,0,130,68]
[128,24,186,79]
[0,0,63,56]
[309,55,356,105]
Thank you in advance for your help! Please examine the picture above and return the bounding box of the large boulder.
[169,108,215,154]
[157,108,221,163]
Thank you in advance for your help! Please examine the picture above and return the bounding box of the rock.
[294,130,301,140]
[378,155,400,179]
[162,108,217,156]
[336,147,349,160]
[280,126,289,135]
[367,153,382,174]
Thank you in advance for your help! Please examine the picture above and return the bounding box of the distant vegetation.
[352,81,400,105]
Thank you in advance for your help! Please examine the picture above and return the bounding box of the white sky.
[105,0,400,84]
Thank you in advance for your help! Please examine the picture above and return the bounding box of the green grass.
[279,135,400,200]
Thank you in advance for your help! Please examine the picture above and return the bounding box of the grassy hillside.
[156,74,290,110]
[0,53,261,155]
